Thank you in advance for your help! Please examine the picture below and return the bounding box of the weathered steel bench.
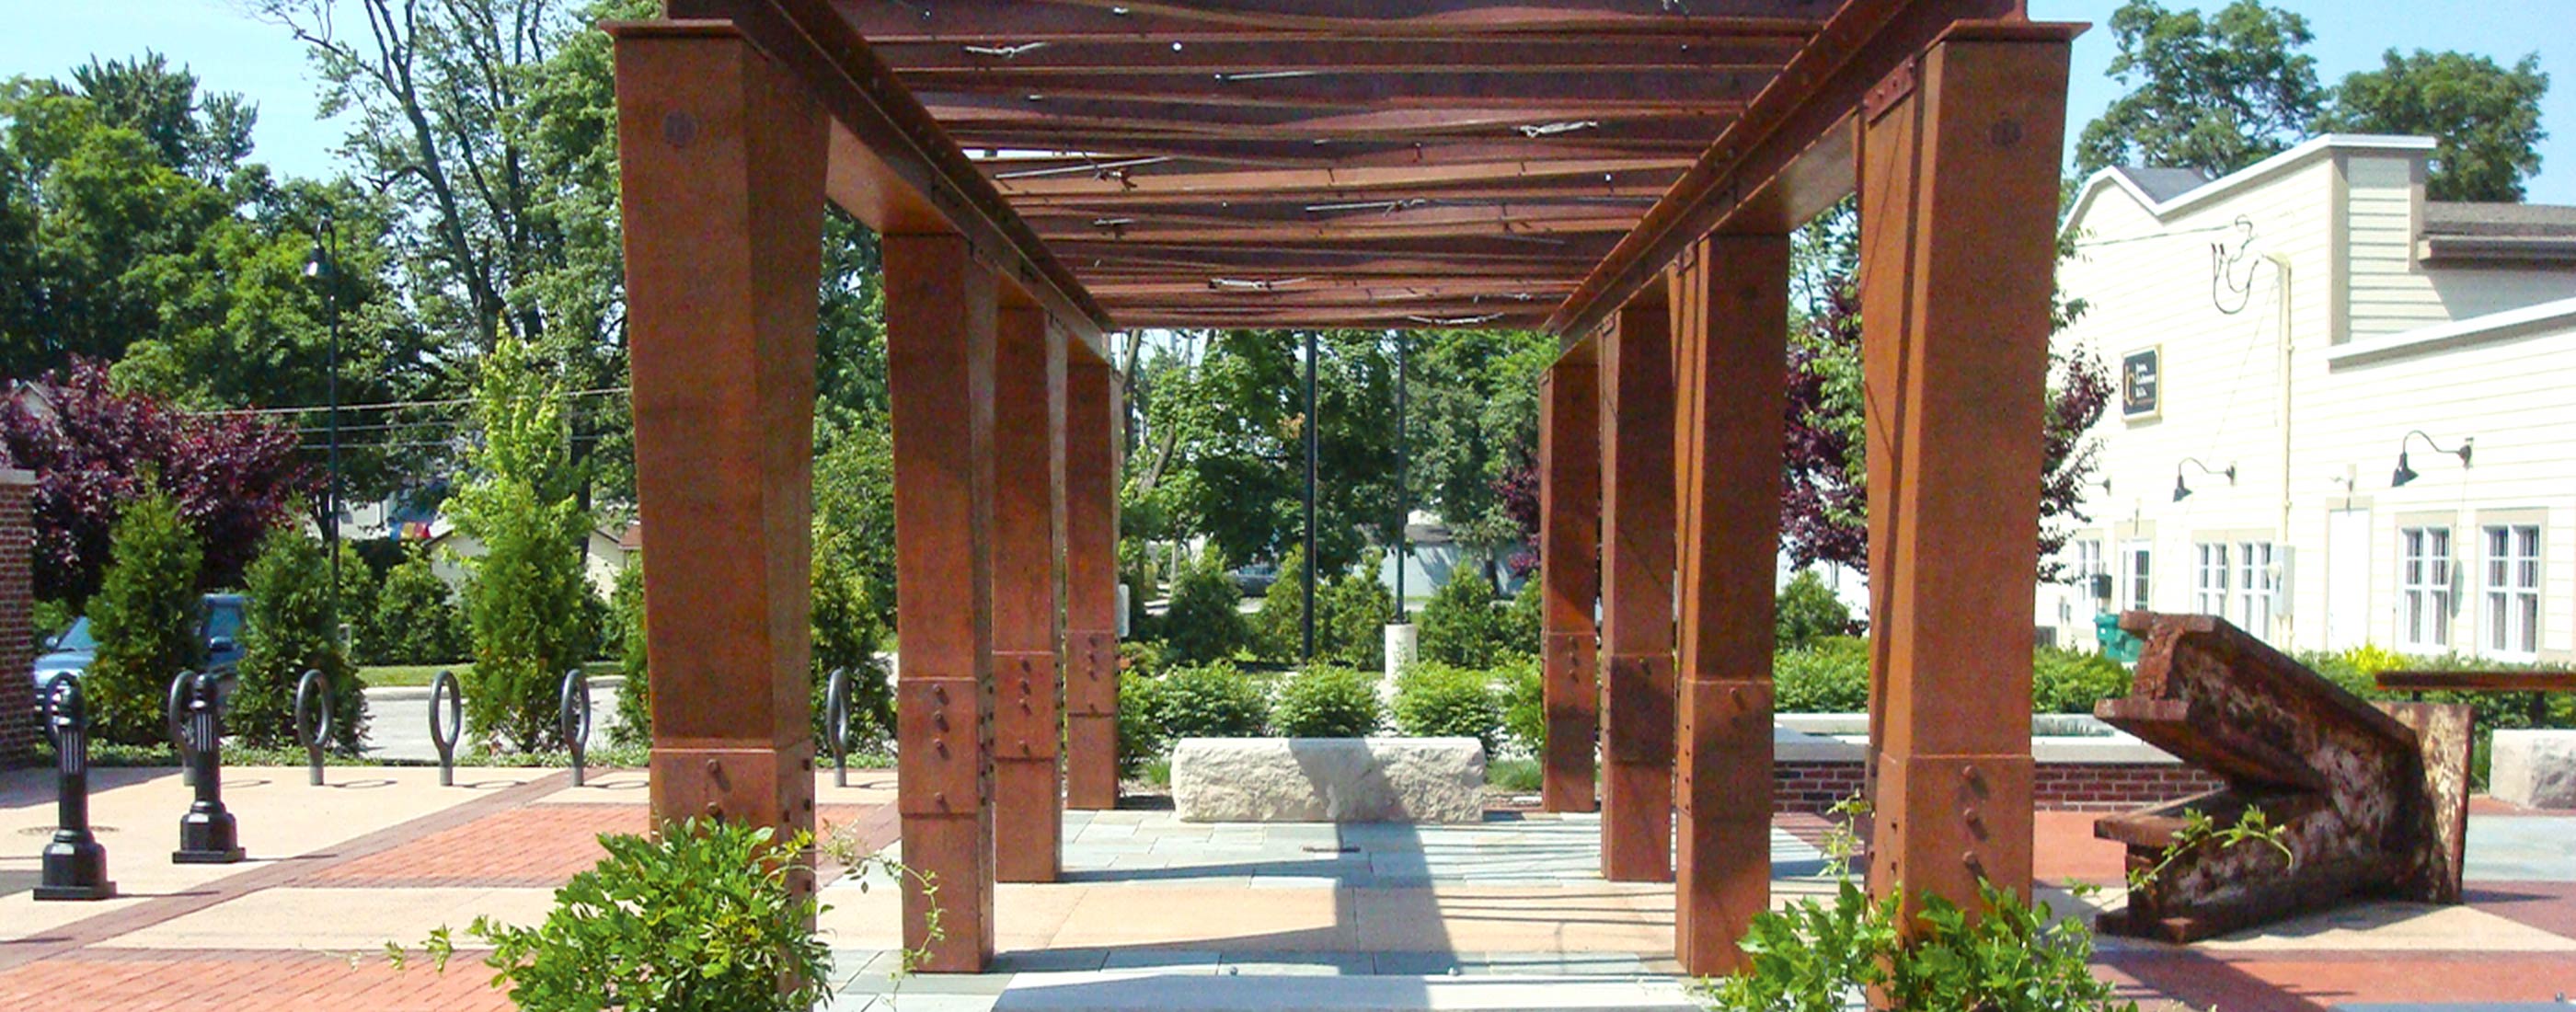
[2091,613,2470,943]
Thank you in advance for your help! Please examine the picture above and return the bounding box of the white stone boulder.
[2490,729,2576,810]
[1171,737,1486,823]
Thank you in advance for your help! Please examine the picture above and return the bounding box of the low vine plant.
[387,816,940,1011]
[1699,796,2141,1012]
[2124,806,2295,893]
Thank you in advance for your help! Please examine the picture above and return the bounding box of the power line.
[186,385,631,418]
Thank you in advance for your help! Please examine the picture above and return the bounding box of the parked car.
[1227,561,1280,597]
[29,593,248,696]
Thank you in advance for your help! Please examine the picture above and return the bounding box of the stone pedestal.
[1172,737,1485,823]
[2491,730,2576,810]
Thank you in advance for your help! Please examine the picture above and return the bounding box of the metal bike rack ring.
[825,668,852,788]
[293,670,333,787]
[559,668,592,787]
[428,670,463,788]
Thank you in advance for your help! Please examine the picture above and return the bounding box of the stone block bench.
[2490,730,2576,810]
[1171,737,1486,823]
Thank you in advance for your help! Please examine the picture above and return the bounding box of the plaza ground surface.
[2,765,2570,1011]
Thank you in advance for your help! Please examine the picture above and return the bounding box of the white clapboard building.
[2040,134,2576,662]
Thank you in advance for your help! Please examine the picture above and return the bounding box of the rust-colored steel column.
[612,21,823,864]
[991,305,1065,882]
[1597,297,1678,883]
[1670,234,1788,974]
[887,232,1000,971]
[1063,352,1121,810]
[1856,26,2074,928]
[1537,357,1601,813]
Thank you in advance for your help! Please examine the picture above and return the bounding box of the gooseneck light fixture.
[2172,457,2237,502]
[2390,430,2474,488]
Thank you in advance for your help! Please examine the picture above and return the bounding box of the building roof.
[2108,167,2214,204]
[2063,133,2437,236]
[2423,201,2576,239]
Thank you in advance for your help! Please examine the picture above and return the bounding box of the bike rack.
[35,674,114,901]
[429,670,463,788]
[293,669,334,787]
[166,671,196,787]
[825,667,852,788]
[559,668,592,787]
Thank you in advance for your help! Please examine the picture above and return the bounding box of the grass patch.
[1486,757,1542,792]
[356,660,619,688]
[1142,756,1172,787]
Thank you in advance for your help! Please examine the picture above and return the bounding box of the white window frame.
[2194,542,2231,617]
[2482,524,2541,661]
[2235,541,2277,638]
[2122,541,2153,612]
[2398,526,2453,651]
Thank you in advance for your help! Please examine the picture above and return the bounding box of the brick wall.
[1773,760,2223,814]
[0,470,37,764]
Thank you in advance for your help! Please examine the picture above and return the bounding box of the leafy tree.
[82,488,203,745]
[607,559,649,748]
[233,525,365,751]
[1775,569,1855,651]
[1417,567,1517,670]
[2319,50,2550,201]
[813,412,898,626]
[373,549,470,664]
[1160,545,1248,665]
[0,359,307,607]
[2075,1,2325,178]
[1401,329,1556,579]
[453,335,593,749]
[811,543,892,752]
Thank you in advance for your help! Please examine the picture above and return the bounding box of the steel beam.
[991,305,1067,883]
[888,232,1001,971]
[1669,234,1787,974]
[1855,26,2071,929]
[612,24,823,877]
[1537,358,1601,814]
[1597,294,1677,883]
[1064,350,1122,811]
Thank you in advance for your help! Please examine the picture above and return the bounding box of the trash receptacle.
[2094,612,2141,663]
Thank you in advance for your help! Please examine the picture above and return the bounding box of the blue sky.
[4,1,2573,205]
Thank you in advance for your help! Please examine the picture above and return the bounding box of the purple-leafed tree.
[1,359,310,606]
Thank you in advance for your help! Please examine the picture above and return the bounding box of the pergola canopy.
[673,0,2032,340]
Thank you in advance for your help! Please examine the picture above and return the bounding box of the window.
[2235,541,2277,638]
[2399,526,2453,650]
[2194,543,2231,617]
[2075,539,2107,602]
[2484,524,2541,659]
[2123,542,2153,612]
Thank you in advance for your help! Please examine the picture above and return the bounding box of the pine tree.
[234,525,365,750]
[83,489,204,744]
[454,335,593,750]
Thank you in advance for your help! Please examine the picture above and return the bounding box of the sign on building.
[2122,346,2162,420]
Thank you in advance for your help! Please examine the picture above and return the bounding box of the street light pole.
[307,212,342,639]
[1301,328,1318,662]
[1392,330,1407,621]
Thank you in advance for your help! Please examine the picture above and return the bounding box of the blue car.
[30,593,248,696]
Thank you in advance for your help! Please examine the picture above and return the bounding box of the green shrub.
[1496,656,1545,759]
[1116,669,1166,776]
[1774,636,1872,713]
[1392,661,1504,755]
[1271,665,1382,738]
[1418,566,1515,669]
[233,526,365,751]
[1252,546,1311,661]
[1488,757,1542,792]
[409,819,832,1011]
[2032,646,2131,714]
[1317,550,1397,671]
[608,561,650,748]
[1118,638,1171,676]
[337,542,382,662]
[1708,879,2133,1012]
[811,546,892,753]
[1161,546,1248,664]
[84,489,204,745]
[372,550,469,664]
[1776,568,1854,650]
[1501,577,1543,659]
[1152,660,1270,740]
[454,336,597,751]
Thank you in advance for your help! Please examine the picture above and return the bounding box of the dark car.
[29,593,248,695]
[1227,561,1280,597]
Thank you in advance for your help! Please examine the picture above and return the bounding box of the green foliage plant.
[337,543,382,662]
[1391,661,1504,755]
[811,548,892,752]
[1116,669,1167,776]
[1253,546,1312,661]
[1315,548,1397,669]
[1501,577,1544,659]
[372,548,470,664]
[1772,637,1872,714]
[2032,647,2133,715]
[1775,569,1853,650]
[1151,661,1271,741]
[608,560,650,748]
[83,488,203,745]
[1160,545,1248,664]
[234,525,364,750]
[2123,806,2294,894]
[393,819,836,1011]
[1271,665,1383,739]
[1496,656,1545,760]
[1417,566,1514,669]
[454,335,596,750]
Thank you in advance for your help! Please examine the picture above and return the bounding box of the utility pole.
[1301,328,1318,661]
[306,210,342,639]
[1392,330,1407,620]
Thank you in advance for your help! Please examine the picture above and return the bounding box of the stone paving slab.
[94,885,559,950]
[984,972,1698,1012]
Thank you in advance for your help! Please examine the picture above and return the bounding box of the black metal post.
[1302,328,1318,661]
[1392,330,1408,621]
[36,675,114,901]
[310,213,343,641]
[429,669,463,788]
[173,672,245,864]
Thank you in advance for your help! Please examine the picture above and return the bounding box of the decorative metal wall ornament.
[294,669,334,787]
[560,668,592,787]
[171,671,247,864]
[428,670,464,788]
[35,674,115,901]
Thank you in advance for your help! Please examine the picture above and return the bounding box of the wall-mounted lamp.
[2173,457,2236,501]
[2390,430,2473,488]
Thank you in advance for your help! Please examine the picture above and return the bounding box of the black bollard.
[35,675,115,901]
[429,669,463,788]
[559,668,592,788]
[294,669,334,787]
[825,668,852,788]
[172,671,245,864]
